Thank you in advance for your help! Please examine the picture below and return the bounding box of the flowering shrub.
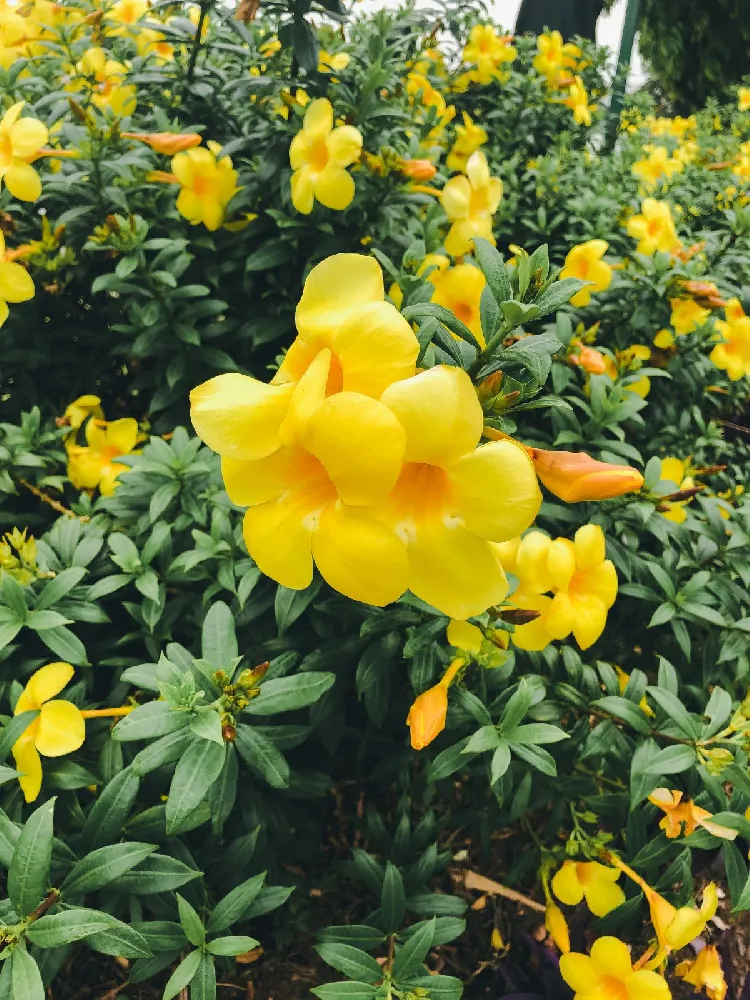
[1,3,750,1000]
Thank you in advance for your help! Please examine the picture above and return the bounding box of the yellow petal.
[278,348,331,446]
[295,253,384,341]
[303,392,406,506]
[660,457,686,486]
[242,492,317,591]
[312,502,408,606]
[16,662,75,713]
[544,591,575,640]
[547,538,576,591]
[381,365,482,467]
[98,461,128,496]
[665,907,706,950]
[466,149,490,188]
[551,862,584,906]
[570,594,608,649]
[333,301,418,397]
[559,953,599,994]
[584,877,626,917]
[574,523,605,569]
[313,165,355,211]
[582,560,618,608]
[9,116,48,156]
[507,591,554,651]
[326,125,362,167]
[0,299,9,329]
[407,519,508,619]
[105,417,138,456]
[0,261,34,303]
[35,700,86,757]
[514,531,553,593]
[407,684,448,750]
[446,440,541,542]
[302,97,333,137]
[589,936,632,980]
[628,970,671,1000]
[441,175,471,220]
[221,451,294,507]
[190,374,294,460]
[291,167,315,214]
[446,619,483,653]
[12,733,43,803]
[3,161,42,201]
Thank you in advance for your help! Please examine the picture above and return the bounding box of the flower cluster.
[64,395,139,496]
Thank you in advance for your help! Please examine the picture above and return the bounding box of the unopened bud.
[400,158,437,181]
[500,608,542,626]
[477,370,503,402]
[660,486,703,503]
[222,721,237,742]
[238,662,269,688]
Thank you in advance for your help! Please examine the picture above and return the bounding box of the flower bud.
[406,684,448,750]
[499,608,542,625]
[568,340,608,375]
[400,158,437,181]
[123,132,202,155]
[530,448,644,502]
[545,902,570,953]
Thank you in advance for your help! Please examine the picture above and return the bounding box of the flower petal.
[333,301,418,397]
[4,161,42,201]
[35,700,86,757]
[547,538,576,591]
[242,491,318,591]
[313,165,355,211]
[407,519,508,619]
[312,502,408,606]
[589,936,632,980]
[626,970,671,1000]
[574,523,605,569]
[303,392,406,506]
[278,348,331,446]
[447,619,483,653]
[544,591,575,640]
[571,594,609,649]
[441,175,471,220]
[190,373,294,460]
[446,440,541,542]
[584,877,626,917]
[514,531,553,593]
[16,662,75,713]
[295,253,384,341]
[221,451,291,507]
[291,167,315,214]
[381,365,482,467]
[559,954,599,994]
[0,261,34,303]
[302,97,333,137]
[105,417,138,456]
[326,125,362,167]
[9,116,48,156]
[551,862,585,906]
[12,732,43,803]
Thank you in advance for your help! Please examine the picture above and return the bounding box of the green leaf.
[201,601,237,667]
[499,679,534,733]
[426,739,471,781]
[235,725,290,788]
[131,921,188,953]
[166,739,226,835]
[0,619,23,651]
[645,687,700,739]
[207,871,266,934]
[380,862,406,933]
[244,672,336,715]
[2,575,28,621]
[34,568,87,611]
[206,935,260,956]
[189,709,224,745]
[27,909,114,947]
[311,984,378,1000]
[131,729,193,776]
[38,625,87,665]
[463,726,500,754]
[643,744,697,774]
[275,580,322,633]
[317,926,386,949]
[702,686,733,738]
[8,798,55,917]
[113,854,201,895]
[61,842,157,895]
[509,742,557,776]
[490,742,511,784]
[472,238,511,304]
[0,711,39,763]
[724,841,748,909]
[534,277,587,317]
[506,723,568,745]
[315,943,383,984]
[292,16,318,72]
[25,610,72,631]
[10,947,44,1000]
[163,949,202,1000]
[113,701,189,741]
[401,303,481,351]
[592,696,652,735]
[177,893,205,947]
[81,768,140,850]
[392,917,435,981]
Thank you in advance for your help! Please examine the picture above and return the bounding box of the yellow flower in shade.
[660,456,695,524]
[318,50,350,74]
[289,98,362,215]
[172,141,239,231]
[62,394,104,437]
[560,937,670,1000]
[739,87,750,112]
[122,131,202,155]
[560,240,612,307]
[67,418,139,496]
[632,146,683,190]
[0,232,35,327]
[670,297,711,336]
[446,618,483,654]
[710,297,750,381]
[428,263,486,344]
[648,788,738,840]
[528,447,644,503]
[105,0,148,32]
[134,26,174,63]
[545,902,570,953]
[0,528,38,586]
[0,101,49,202]
[379,366,541,618]
[12,662,86,803]
[616,666,654,716]
[406,657,463,750]
[533,31,581,86]
[441,150,503,256]
[462,25,516,84]
[446,111,488,173]
[654,328,675,349]
[676,946,727,1000]
[552,862,625,917]
[626,198,680,256]
[563,76,594,126]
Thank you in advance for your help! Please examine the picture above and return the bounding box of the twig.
[97,983,130,1000]
[27,890,60,922]
[16,478,89,521]
[717,419,750,435]
[451,869,546,913]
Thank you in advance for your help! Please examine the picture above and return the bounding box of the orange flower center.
[290,451,337,514]
[452,300,474,325]
[387,463,451,530]
[600,976,628,1000]
[0,133,14,167]
[309,137,329,173]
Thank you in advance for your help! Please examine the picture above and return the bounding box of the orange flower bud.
[530,448,644,502]
[407,684,448,750]
[401,158,437,181]
[569,341,608,375]
[146,170,180,184]
[123,132,202,155]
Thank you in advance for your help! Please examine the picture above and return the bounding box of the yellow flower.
[12,662,86,803]
[172,141,239,230]
[739,87,750,112]
[462,24,516,84]
[74,47,137,118]
[533,31,581,87]
[626,198,680,255]
[552,861,625,917]
[407,657,463,750]
[560,937,670,1000]
[441,150,503,256]
[318,50,350,74]
[659,456,695,524]
[62,394,104,434]
[0,232,35,327]
[0,101,48,202]
[528,447,644,502]
[105,0,149,32]
[446,618,483,654]
[545,903,570,953]
[654,328,675,349]
[0,528,38,586]
[647,883,718,960]
[676,946,727,1000]
[563,76,594,126]
[134,25,174,62]
[711,297,750,381]
[67,418,139,495]
[446,111,488,173]
[289,98,362,215]
[632,146,683,190]
[648,788,738,840]
[669,297,711,335]
[428,262,486,344]
[123,131,202,155]
[0,6,26,69]
[560,240,612,307]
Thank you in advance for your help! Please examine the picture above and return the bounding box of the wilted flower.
[560,240,612,307]
[676,945,727,1000]
[442,150,503,256]
[289,98,363,214]
[648,788,738,840]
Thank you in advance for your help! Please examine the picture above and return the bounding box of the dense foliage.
[1,2,750,999]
